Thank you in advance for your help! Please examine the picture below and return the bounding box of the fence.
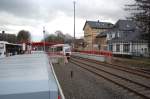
[107,40,150,57]
[76,50,112,57]
[47,52,64,56]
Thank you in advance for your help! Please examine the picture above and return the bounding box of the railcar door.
[0,43,5,58]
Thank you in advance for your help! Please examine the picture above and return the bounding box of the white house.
[107,20,149,57]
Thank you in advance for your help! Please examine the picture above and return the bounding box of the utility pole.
[43,27,46,52]
[73,1,76,49]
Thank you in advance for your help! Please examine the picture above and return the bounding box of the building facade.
[107,20,149,57]
[83,20,113,50]
[74,39,84,51]
[96,31,108,51]
[0,31,17,43]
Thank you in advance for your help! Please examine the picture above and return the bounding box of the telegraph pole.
[43,27,46,52]
[73,1,76,49]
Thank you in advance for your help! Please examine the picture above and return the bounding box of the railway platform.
[0,52,64,99]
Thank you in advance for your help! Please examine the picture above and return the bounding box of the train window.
[123,44,130,52]
[0,44,4,49]
[56,46,63,51]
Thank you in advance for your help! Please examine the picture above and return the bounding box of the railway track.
[140,69,150,75]
[69,56,150,99]
[71,56,150,79]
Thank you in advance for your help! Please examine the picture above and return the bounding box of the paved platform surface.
[0,53,58,99]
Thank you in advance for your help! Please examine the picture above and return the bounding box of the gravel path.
[53,61,139,99]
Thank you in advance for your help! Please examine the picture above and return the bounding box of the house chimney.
[2,31,5,34]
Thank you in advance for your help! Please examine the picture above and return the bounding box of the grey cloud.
[74,0,133,22]
[52,0,134,22]
[0,0,39,18]
[0,0,134,25]
[0,0,58,23]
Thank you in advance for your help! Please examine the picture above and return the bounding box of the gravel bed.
[52,60,139,99]
[72,58,150,87]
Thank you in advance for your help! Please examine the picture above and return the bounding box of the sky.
[0,0,134,41]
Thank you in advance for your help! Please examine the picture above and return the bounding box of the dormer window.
[126,24,130,28]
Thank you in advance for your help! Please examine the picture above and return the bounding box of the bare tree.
[17,30,31,43]
[43,31,73,44]
[125,0,150,49]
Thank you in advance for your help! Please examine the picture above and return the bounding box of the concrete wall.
[72,52,106,62]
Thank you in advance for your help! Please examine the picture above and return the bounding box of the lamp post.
[43,27,46,52]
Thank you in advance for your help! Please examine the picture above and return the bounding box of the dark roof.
[115,19,136,31]
[96,19,141,39]
[74,39,84,44]
[96,31,108,38]
[109,30,145,43]
[83,20,113,30]
[109,20,142,42]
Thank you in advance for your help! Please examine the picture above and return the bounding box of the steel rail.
[70,59,150,99]
[71,57,150,89]
[72,55,150,79]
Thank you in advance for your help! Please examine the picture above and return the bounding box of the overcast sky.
[0,0,134,41]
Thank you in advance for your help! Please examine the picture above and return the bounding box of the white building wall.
[132,43,148,56]
[130,42,132,53]
[111,42,149,57]
[120,43,123,53]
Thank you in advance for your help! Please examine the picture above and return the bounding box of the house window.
[141,48,143,52]
[123,44,130,52]
[110,34,112,38]
[117,32,120,37]
[116,44,120,52]
[144,48,147,52]
[98,44,101,50]
[109,44,113,51]
[115,32,119,38]
[108,34,112,39]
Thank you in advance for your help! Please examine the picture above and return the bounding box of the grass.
[112,57,150,69]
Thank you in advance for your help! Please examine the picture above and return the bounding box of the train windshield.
[65,47,71,52]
